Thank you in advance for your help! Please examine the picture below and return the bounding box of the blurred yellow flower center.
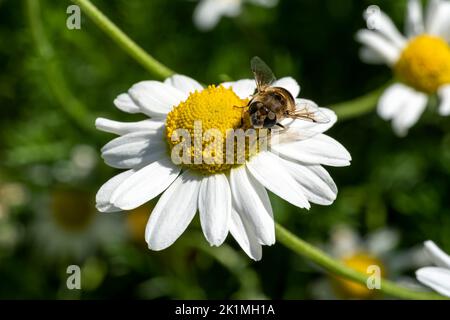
[166,85,257,174]
[395,35,450,94]
[51,190,95,233]
[332,252,385,299]
[126,205,151,246]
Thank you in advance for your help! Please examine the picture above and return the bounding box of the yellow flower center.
[331,252,385,299]
[166,85,260,174]
[395,34,450,94]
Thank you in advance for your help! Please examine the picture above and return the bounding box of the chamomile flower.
[96,74,351,261]
[193,0,278,31]
[312,225,426,299]
[357,0,450,136]
[32,189,125,262]
[416,241,450,297]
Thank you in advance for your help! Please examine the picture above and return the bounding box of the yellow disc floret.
[395,35,450,94]
[165,85,253,174]
[331,252,385,299]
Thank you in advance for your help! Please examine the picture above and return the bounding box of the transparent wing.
[269,126,320,145]
[287,99,330,124]
[250,56,276,91]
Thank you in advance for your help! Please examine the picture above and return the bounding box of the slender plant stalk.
[56,0,446,300]
[332,85,387,121]
[71,0,174,79]
[26,0,93,132]
[276,223,446,300]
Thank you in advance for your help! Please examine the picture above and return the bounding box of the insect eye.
[263,116,277,128]
[249,103,259,114]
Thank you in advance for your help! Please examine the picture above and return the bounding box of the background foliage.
[0,0,449,299]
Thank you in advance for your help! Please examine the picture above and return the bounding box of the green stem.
[71,0,174,79]
[331,85,387,121]
[276,223,447,300]
[26,0,93,132]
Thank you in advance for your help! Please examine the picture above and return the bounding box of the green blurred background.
[0,0,449,299]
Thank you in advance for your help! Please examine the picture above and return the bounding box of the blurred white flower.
[357,0,450,136]
[32,189,125,261]
[312,225,426,299]
[416,241,450,297]
[96,74,350,260]
[193,0,278,31]
[52,144,97,183]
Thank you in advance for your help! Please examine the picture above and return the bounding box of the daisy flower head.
[96,66,351,261]
[312,226,428,299]
[317,226,397,299]
[193,0,278,31]
[357,0,450,136]
[416,240,450,297]
[33,189,125,261]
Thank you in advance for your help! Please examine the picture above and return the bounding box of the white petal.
[95,118,164,136]
[248,0,278,7]
[356,30,402,66]
[359,47,388,65]
[193,0,242,31]
[391,90,428,137]
[221,79,256,99]
[229,209,262,261]
[416,267,450,297]
[273,77,300,98]
[365,10,407,48]
[146,170,201,250]
[113,93,140,114]
[424,241,450,268]
[280,104,337,134]
[100,131,165,169]
[198,174,231,246]
[438,85,450,116]
[164,74,203,97]
[271,134,351,167]
[110,156,181,210]
[367,229,400,256]
[377,83,415,120]
[229,165,275,245]
[128,81,186,118]
[425,0,450,40]
[102,139,166,169]
[96,170,135,212]
[280,160,338,205]
[246,151,310,209]
[101,131,163,153]
[406,0,425,37]
[330,225,361,258]
[425,0,440,30]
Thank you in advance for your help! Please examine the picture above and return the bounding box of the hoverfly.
[243,56,329,130]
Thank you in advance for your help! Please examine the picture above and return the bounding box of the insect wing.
[288,99,330,124]
[269,126,320,145]
[250,56,276,91]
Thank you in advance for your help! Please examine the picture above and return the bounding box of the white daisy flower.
[416,240,450,297]
[357,0,450,136]
[193,0,278,31]
[95,74,351,261]
[32,189,125,261]
[312,225,427,299]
